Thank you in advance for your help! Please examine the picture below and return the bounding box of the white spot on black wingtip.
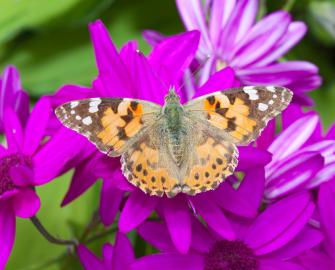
[70,101,79,108]
[88,98,101,113]
[82,116,92,125]
[243,88,259,100]
[267,86,276,92]
[258,103,268,111]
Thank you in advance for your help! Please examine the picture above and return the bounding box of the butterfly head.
[164,88,180,104]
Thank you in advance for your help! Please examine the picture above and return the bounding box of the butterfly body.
[56,86,292,198]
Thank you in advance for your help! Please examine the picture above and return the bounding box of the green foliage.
[1,0,334,269]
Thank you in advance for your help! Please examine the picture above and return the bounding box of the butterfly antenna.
[175,54,212,100]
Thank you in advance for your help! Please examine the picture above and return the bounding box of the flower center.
[215,59,227,71]
[0,154,32,195]
[204,240,259,270]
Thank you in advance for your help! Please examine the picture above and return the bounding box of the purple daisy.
[0,97,86,268]
[259,105,335,201]
[143,0,321,105]
[77,232,135,270]
[131,192,322,270]
[52,20,273,253]
[0,66,29,133]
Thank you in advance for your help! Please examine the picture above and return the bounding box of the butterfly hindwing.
[184,86,292,145]
[55,98,161,156]
[181,121,239,195]
[121,123,181,198]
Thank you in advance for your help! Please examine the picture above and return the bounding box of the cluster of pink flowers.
[1,1,334,270]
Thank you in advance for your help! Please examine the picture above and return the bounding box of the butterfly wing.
[181,119,239,195]
[55,98,161,156]
[184,86,292,145]
[121,121,182,198]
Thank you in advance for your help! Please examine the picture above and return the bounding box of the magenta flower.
[51,20,273,253]
[0,98,85,269]
[144,0,321,105]
[0,66,29,132]
[131,192,322,270]
[77,232,135,270]
[318,178,335,262]
[259,106,335,201]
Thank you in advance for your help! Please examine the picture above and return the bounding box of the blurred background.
[1,0,334,269]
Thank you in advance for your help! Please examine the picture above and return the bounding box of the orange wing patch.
[97,100,144,153]
[121,141,179,197]
[204,95,257,144]
[182,136,238,195]
[55,98,160,156]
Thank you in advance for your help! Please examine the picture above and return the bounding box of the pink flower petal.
[244,192,314,255]
[149,30,200,87]
[259,259,305,270]
[100,180,124,226]
[23,98,51,155]
[4,107,23,152]
[319,180,335,258]
[112,232,135,270]
[138,221,175,252]
[142,30,166,47]
[267,114,319,163]
[77,244,105,270]
[209,0,236,46]
[13,188,40,218]
[194,67,235,97]
[118,190,158,232]
[191,193,235,240]
[230,11,291,67]
[267,226,323,260]
[10,165,34,187]
[214,167,265,218]
[89,20,134,97]
[131,253,204,270]
[163,195,191,254]
[218,0,258,58]
[176,0,212,57]
[120,42,165,104]
[254,21,307,67]
[0,200,15,270]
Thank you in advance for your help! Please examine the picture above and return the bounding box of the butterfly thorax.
[163,89,187,166]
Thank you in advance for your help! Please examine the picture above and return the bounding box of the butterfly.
[55,86,292,198]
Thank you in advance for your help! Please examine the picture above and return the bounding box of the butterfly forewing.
[55,98,161,156]
[184,86,293,145]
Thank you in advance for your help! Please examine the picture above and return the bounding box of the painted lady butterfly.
[55,86,292,198]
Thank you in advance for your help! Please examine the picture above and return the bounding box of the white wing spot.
[267,86,276,92]
[89,98,101,113]
[268,100,274,105]
[258,103,268,111]
[244,88,259,100]
[89,107,99,113]
[70,101,79,108]
[82,116,92,125]
[75,115,82,120]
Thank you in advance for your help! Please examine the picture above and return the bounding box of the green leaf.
[308,1,335,45]
[0,0,115,43]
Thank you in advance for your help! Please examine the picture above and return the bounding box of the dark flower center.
[0,154,32,195]
[204,240,259,270]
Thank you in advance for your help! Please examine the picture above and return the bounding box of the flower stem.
[30,215,77,246]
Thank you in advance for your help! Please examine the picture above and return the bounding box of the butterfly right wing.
[55,98,161,156]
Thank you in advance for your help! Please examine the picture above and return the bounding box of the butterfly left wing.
[55,98,161,156]
[184,86,292,145]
